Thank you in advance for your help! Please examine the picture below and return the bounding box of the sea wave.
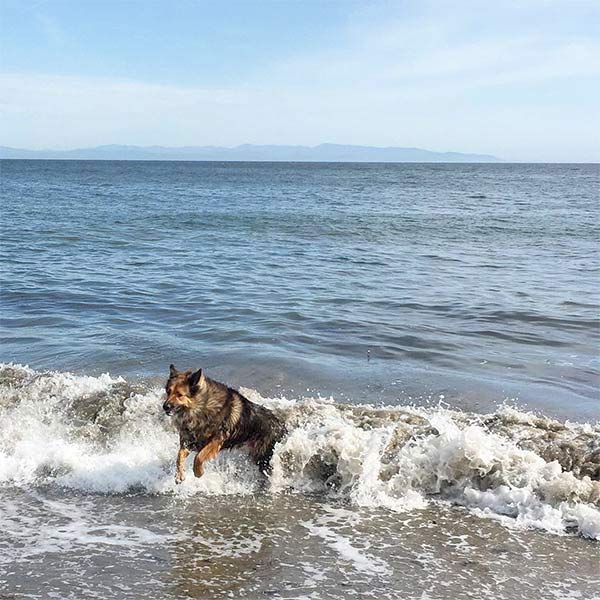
[0,363,598,540]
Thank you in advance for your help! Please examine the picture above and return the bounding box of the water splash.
[0,363,598,540]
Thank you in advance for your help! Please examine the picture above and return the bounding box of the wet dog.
[163,365,286,484]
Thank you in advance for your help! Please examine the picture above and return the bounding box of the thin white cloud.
[263,9,600,93]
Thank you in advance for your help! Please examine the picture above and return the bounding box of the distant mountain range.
[0,143,501,163]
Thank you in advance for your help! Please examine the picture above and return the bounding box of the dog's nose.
[163,401,173,415]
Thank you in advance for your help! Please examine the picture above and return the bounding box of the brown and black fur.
[164,365,286,484]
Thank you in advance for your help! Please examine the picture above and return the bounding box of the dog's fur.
[164,365,285,484]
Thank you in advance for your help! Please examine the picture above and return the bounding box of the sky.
[0,0,599,162]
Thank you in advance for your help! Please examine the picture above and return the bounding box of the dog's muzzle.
[163,401,175,415]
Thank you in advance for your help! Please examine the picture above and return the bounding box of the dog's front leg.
[193,438,223,478]
[175,447,190,484]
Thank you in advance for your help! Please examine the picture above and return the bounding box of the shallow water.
[3,491,599,600]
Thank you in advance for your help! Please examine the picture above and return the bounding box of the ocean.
[0,160,598,599]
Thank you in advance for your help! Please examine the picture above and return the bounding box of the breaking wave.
[0,363,598,540]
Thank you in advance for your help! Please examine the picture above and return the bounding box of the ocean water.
[0,160,599,599]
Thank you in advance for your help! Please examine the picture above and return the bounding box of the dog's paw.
[175,472,185,485]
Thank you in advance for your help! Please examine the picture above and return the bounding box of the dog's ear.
[188,368,203,389]
[169,364,178,377]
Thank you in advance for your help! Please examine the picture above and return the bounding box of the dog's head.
[163,364,204,415]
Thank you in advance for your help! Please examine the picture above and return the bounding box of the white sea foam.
[302,521,390,576]
[301,506,391,576]
[0,492,174,564]
[0,363,598,540]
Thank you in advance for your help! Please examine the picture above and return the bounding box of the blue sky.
[1,0,599,161]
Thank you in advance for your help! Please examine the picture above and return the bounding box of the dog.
[163,365,286,484]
